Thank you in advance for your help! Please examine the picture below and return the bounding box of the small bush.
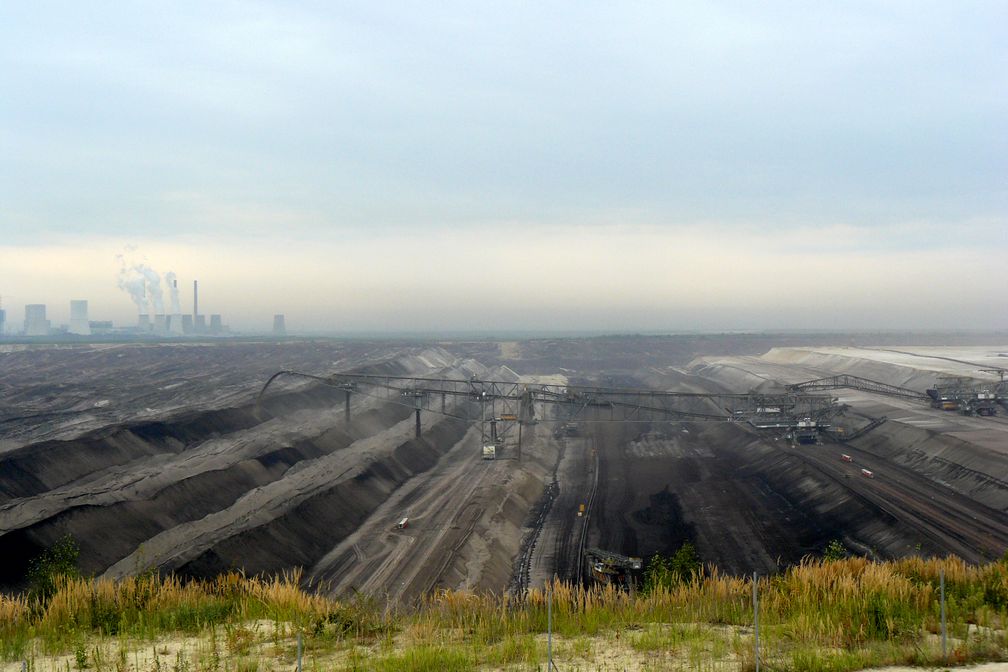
[823,539,847,561]
[27,536,80,603]
[643,542,702,592]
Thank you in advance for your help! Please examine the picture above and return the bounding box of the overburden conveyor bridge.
[259,370,876,451]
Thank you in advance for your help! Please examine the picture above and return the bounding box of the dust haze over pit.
[0,2,1005,332]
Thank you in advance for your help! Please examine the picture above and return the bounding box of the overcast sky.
[1,1,1005,333]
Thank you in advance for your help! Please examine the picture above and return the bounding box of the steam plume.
[166,271,181,314]
[136,265,165,314]
[115,250,173,316]
[116,254,148,314]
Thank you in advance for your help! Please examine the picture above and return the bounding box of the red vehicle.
[841,454,853,462]
[860,469,874,479]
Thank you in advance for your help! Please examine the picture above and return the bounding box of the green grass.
[2,555,1007,670]
[344,645,475,672]
[481,633,540,666]
[630,623,692,652]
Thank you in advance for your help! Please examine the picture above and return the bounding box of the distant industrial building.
[0,307,6,336]
[24,304,50,336]
[182,314,194,334]
[89,321,114,335]
[69,300,91,335]
[209,314,223,334]
[194,315,206,333]
[273,314,286,336]
[138,314,151,332]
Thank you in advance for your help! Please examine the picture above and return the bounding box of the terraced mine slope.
[2,338,1007,601]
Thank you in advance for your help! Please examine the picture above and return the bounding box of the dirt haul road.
[306,423,552,603]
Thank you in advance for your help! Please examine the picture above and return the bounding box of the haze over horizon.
[1,2,1005,333]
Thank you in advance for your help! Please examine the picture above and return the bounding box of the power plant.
[6,270,281,338]
[120,275,229,336]
[68,300,91,335]
[24,304,49,336]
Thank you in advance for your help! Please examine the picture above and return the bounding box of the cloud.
[1,1,1006,244]
[0,2,1004,332]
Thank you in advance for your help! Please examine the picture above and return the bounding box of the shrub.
[823,539,847,561]
[643,542,702,592]
[27,535,80,603]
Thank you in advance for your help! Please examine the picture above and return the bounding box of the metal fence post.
[297,632,303,672]
[940,568,947,662]
[753,572,760,672]
[547,581,553,671]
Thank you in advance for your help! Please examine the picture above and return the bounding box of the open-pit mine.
[2,335,1007,602]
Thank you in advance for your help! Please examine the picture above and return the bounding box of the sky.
[1,1,1005,333]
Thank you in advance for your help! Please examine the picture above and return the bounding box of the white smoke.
[165,271,181,314]
[115,250,174,316]
[135,265,165,314]
[116,253,149,314]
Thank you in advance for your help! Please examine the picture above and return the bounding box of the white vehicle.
[482,444,496,460]
[397,517,409,529]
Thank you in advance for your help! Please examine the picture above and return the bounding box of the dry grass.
[2,555,1006,671]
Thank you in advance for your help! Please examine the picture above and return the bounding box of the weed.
[115,642,128,672]
[224,625,255,656]
[74,642,87,670]
[358,645,475,672]
[3,555,1008,670]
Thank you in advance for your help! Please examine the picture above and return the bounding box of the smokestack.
[193,280,198,319]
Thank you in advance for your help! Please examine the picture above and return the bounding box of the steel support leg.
[517,422,522,461]
[415,408,421,439]
[345,391,351,424]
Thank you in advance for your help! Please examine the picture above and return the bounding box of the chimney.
[193,280,198,318]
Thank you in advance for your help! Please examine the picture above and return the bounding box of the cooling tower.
[138,314,151,332]
[169,314,184,335]
[209,314,222,334]
[24,304,50,337]
[182,314,194,334]
[153,314,168,334]
[69,300,91,336]
[272,314,286,336]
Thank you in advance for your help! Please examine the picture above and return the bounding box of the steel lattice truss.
[786,375,930,401]
[260,370,839,445]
